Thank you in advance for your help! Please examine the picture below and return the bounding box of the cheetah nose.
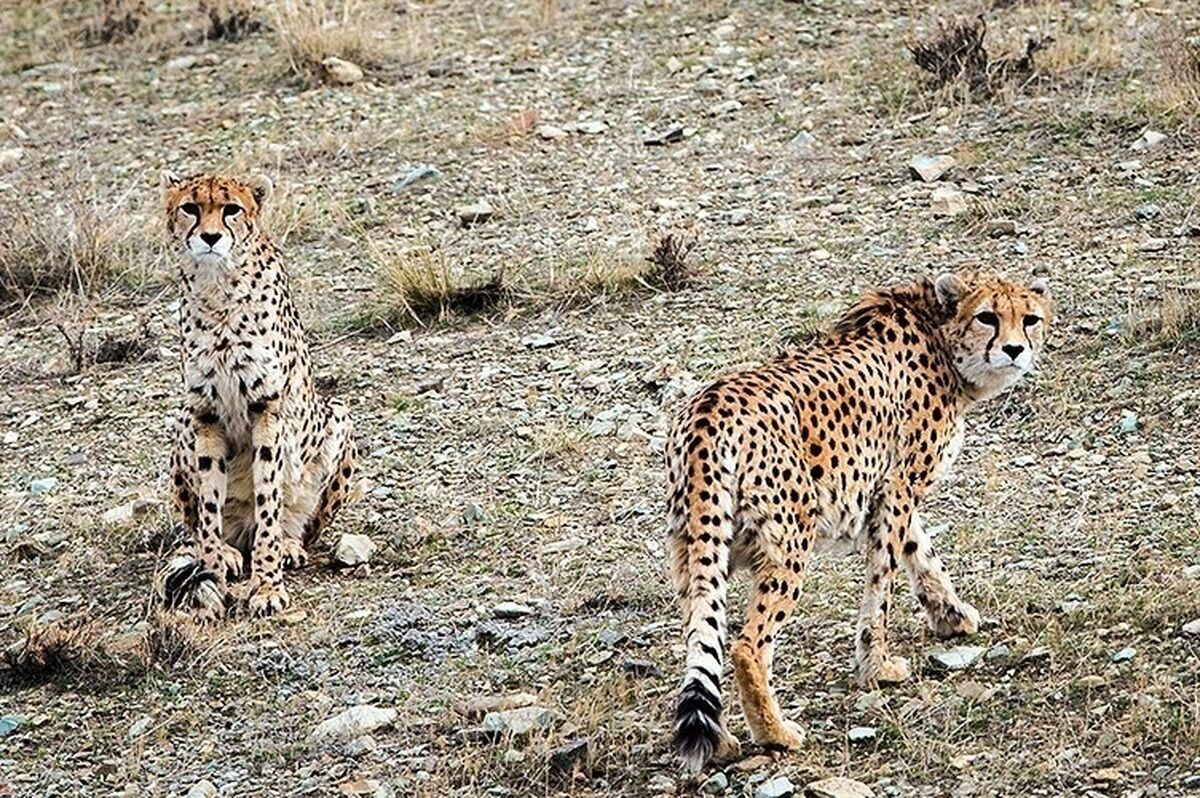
[199,232,222,247]
[1001,343,1024,360]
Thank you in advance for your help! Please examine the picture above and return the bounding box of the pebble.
[986,218,1018,236]
[321,56,364,85]
[29,477,59,494]
[756,777,796,798]
[1138,237,1168,252]
[1118,410,1138,434]
[128,715,153,739]
[572,120,608,134]
[708,99,742,116]
[101,497,161,528]
[1020,646,1051,665]
[308,705,397,742]
[536,125,568,141]
[481,706,558,737]
[334,533,376,567]
[805,777,876,798]
[458,692,537,720]
[701,772,729,794]
[520,332,557,349]
[548,738,589,772]
[848,725,877,742]
[1110,646,1137,663]
[1182,619,1200,636]
[185,780,218,798]
[391,165,442,193]
[643,124,686,146]
[927,646,986,671]
[1131,129,1167,151]
[456,201,494,227]
[0,147,24,170]
[788,131,818,151]
[909,154,956,182]
[930,185,967,216]
[0,715,25,737]
[462,501,486,524]
[343,734,377,756]
[492,601,534,619]
[1135,203,1161,220]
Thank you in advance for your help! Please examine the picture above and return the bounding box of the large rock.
[481,706,558,737]
[334,533,376,567]
[805,777,875,798]
[309,705,397,742]
[322,56,363,85]
[930,186,967,216]
[927,646,986,671]
[909,154,956,182]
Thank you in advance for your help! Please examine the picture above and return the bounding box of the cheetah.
[667,272,1051,772]
[157,172,356,619]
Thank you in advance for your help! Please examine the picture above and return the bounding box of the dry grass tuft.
[643,232,696,291]
[85,0,148,45]
[909,15,1050,96]
[140,612,204,672]
[383,245,509,326]
[54,315,160,374]
[1144,22,1200,125]
[3,617,110,684]
[270,0,385,85]
[201,0,263,42]
[1126,281,1200,347]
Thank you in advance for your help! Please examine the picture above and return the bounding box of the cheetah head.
[935,273,1052,398]
[163,172,272,267]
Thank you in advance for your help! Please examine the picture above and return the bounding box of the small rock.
[462,501,486,525]
[321,56,364,85]
[164,54,198,71]
[1131,129,1167,151]
[481,706,558,737]
[788,131,818,151]
[734,755,776,773]
[621,658,661,678]
[520,332,557,349]
[185,780,218,798]
[708,99,742,116]
[458,693,538,720]
[805,777,875,798]
[1091,768,1124,783]
[1138,237,1167,252]
[1135,203,1161,220]
[0,715,25,737]
[909,154,956,182]
[29,477,58,494]
[536,125,568,141]
[701,772,729,795]
[101,497,161,527]
[986,218,1018,236]
[343,734,377,756]
[549,738,589,772]
[493,601,534,619]
[391,165,442,193]
[1078,675,1106,688]
[573,120,608,134]
[540,538,585,554]
[927,646,986,671]
[128,715,153,739]
[1110,646,1137,663]
[0,147,24,170]
[643,125,686,146]
[848,725,877,743]
[456,201,494,227]
[427,57,456,77]
[930,185,967,216]
[1020,646,1051,666]
[1182,619,1200,636]
[1181,774,1200,789]
[334,533,376,567]
[756,777,796,798]
[309,705,397,742]
[1118,410,1138,434]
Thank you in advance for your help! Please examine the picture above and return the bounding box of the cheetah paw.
[216,542,245,580]
[280,538,308,570]
[856,653,912,687]
[247,581,291,617]
[158,555,227,622]
[928,601,981,638]
[754,718,806,751]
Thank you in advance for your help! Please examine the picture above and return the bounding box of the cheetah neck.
[180,229,281,318]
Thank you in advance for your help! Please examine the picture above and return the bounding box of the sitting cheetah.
[667,273,1051,772]
[157,172,356,619]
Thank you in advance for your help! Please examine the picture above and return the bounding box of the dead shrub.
[270,0,385,85]
[3,617,110,684]
[643,232,696,291]
[202,0,263,41]
[86,0,148,44]
[54,315,160,374]
[1126,281,1200,347]
[140,612,203,672]
[909,15,1050,96]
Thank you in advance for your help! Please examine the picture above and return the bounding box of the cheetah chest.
[185,327,286,444]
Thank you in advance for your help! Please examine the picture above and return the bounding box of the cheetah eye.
[974,311,999,327]
[223,204,243,218]
[1023,314,1042,327]
[179,202,200,217]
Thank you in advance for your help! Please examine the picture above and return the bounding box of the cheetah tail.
[669,463,733,774]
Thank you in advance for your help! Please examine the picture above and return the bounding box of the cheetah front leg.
[902,514,979,638]
[854,484,914,687]
[246,402,290,616]
[160,413,233,621]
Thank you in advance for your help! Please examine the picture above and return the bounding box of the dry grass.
[84,0,148,45]
[909,15,1050,96]
[201,0,263,42]
[1128,281,1200,348]
[1140,21,1200,127]
[269,0,387,85]
[382,244,509,326]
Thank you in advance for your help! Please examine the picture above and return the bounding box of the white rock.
[309,705,397,742]
[0,147,25,170]
[756,777,796,798]
[481,706,558,736]
[572,120,608,134]
[321,56,363,85]
[1131,130,1167,151]
[909,154,956,182]
[930,185,968,216]
[185,780,218,798]
[456,202,494,226]
[848,725,876,742]
[1183,619,1200,636]
[927,646,986,671]
[805,777,875,798]
[334,533,376,567]
[102,498,161,528]
[493,601,534,619]
[536,125,568,140]
[127,715,152,739]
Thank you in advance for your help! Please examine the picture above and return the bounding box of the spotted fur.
[667,273,1051,772]
[156,172,356,620]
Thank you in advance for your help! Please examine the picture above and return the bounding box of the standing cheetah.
[157,172,356,619]
[667,273,1051,772]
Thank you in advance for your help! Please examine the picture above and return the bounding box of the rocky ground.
[1,0,1199,796]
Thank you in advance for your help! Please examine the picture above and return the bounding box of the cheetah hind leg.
[303,400,356,547]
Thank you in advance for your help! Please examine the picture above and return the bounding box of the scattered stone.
[334,533,376,567]
[708,99,742,116]
[1138,237,1167,252]
[1182,619,1200,636]
[0,715,25,737]
[427,57,456,77]
[986,218,1018,236]
[540,538,585,554]
[909,154,956,182]
[481,706,559,737]
[128,715,153,739]
[848,725,877,743]
[927,646,986,671]
[1110,646,1137,664]
[985,643,1011,664]
[805,777,875,798]
[701,772,729,794]
[756,777,796,798]
[788,131,818,151]
[0,147,24,170]
[456,201,494,227]
[1131,130,1167,151]
[1091,768,1124,783]
[458,692,538,720]
[573,120,608,134]
[930,186,967,216]
[463,501,486,524]
[309,705,397,742]
[1078,675,1106,688]
[1118,410,1138,435]
[321,56,364,85]
[1181,774,1200,789]
[536,125,568,141]
[520,332,557,349]
[343,734,377,756]
[185,780,218,798]
[621,658,661,678]
[1135,203,1161,220]
[1020,646,1051,666]
[493,601,534,619]
[549,738,589,772]
[391,165,442,193]
[1058,594,1091,615]
[101,497,161,527]
[29,477,58,494]
[643,125,686,146]
[733,755,775,773]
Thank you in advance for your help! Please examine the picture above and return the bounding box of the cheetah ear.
[1028,276,1050,297]
[161,170,183,191]
[934,272,966,311]
[246,174,273,209]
